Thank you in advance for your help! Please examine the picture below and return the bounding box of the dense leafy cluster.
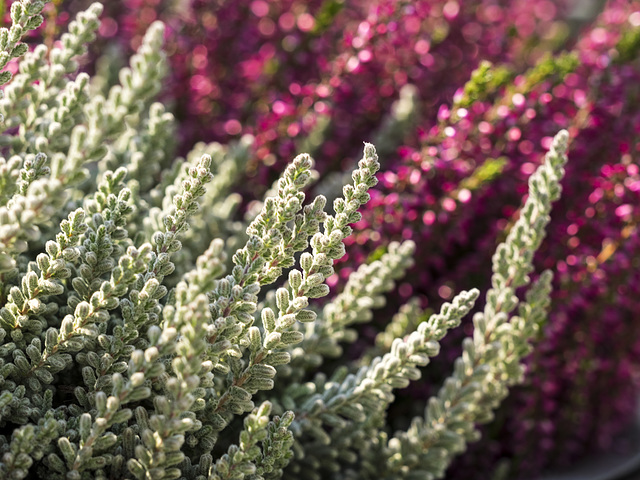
[42,1,640,477]
[0,2,578,480]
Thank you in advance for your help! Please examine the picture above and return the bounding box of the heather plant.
[0,3,574,480]
[345,1,640,477]
[7,0,640,477]
[43,0,574,189]
[4,0,638,477]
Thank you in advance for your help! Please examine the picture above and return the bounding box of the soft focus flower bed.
[15,0,640,477]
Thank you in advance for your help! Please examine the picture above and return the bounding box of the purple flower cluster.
[69,0,571,191]
[28,0,640,477]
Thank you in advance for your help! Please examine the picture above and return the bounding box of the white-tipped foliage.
[0,4,570,480]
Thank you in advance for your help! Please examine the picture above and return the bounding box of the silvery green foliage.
[0,0,46,87]
[366,131,568,480]
[283,240,417,381]
[0,4,569,480]
[314,84,420,204]
[360,298,429,366]
[274,132,567,480]
[371,84,420,162]
[141,136,254,285]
